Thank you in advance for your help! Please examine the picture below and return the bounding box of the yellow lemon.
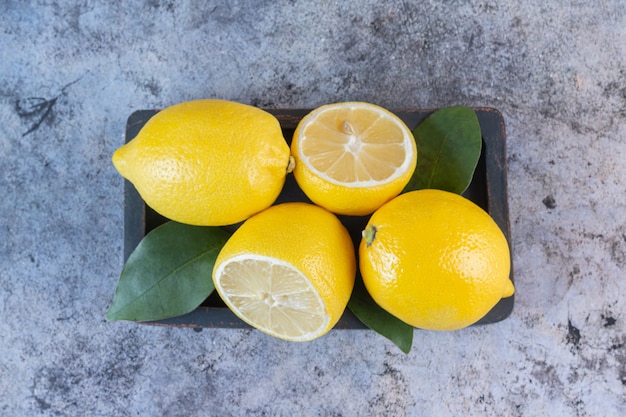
[290,102,417,216]
[213,202,356,341]
[112,99,291,226]
[359,189,514,331]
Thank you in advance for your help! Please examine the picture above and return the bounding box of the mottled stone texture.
[1,1,625,416]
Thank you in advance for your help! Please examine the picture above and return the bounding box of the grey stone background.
[1,1,625,416]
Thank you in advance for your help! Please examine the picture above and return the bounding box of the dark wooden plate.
[122,108,514,329]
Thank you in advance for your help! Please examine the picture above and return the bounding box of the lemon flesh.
[214,255,329,341]
[291,102,417,216]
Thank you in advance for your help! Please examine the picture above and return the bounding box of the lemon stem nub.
[287,155,296,174]
[503,279,515,298]
[363,225,377,247]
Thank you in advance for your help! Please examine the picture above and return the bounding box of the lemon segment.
[291,102,417,216]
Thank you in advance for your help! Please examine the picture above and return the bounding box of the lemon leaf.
[348,276,414,354]
[403,106,482,194]
[107,222,230,322]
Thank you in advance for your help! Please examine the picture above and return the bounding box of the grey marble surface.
[1,1,625,416]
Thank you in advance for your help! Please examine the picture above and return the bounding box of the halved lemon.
[212,202,356,341]
[291,102,417,216]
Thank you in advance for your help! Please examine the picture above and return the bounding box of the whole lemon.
[112,99,291,226]
[290,102,417,216]
[213,202,356,341]
[359,189,514,331]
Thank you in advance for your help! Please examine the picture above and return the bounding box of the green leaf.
[107,222,231,322]
[348,275,414,354]
[403,106,482,194]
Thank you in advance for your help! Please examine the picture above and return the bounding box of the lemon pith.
[359,189,514,331]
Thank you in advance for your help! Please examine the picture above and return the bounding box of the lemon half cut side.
[214,254,329,342]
